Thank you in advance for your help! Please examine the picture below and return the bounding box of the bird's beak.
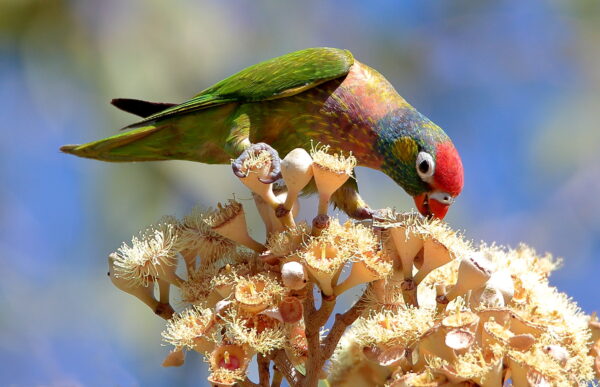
[413,192,452,219]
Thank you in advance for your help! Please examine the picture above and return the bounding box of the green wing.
[127,47,354,128]
[60,48,353,162]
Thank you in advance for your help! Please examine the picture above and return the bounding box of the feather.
[111,98,177,118]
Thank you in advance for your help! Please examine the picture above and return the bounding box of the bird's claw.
[255,143,281,183]
[231,143,281,183]
[232,160,247,178]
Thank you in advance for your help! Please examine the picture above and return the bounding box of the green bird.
[61,47,464,219]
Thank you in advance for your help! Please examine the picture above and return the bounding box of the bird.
[61,47,463,219]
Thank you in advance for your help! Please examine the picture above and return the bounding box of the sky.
[0,0,599,385]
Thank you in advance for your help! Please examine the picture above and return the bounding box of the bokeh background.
[1,0,599,385]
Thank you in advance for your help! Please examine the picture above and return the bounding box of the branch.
[257,354,270,387]
[320,286,370,362]
[313,296,336,327]
[271,368,283,387]
[303,284,321,387]
[240,378,261,387]
[271,349,299,386]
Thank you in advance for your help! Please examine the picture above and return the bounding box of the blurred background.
[1,0,599,385]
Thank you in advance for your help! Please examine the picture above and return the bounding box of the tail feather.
[111,98,177,118]
[59,126,165,162]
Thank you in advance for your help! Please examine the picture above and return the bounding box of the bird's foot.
[231,143,282,184]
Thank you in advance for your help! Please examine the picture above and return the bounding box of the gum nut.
[260,307,284,322]
[281,148,313,192]
[543,345,569,366]
[210,202,266,253]
[162,349,185,367]
[377,346,406,366]
[445,329,475,352]
[508,334,536,352]
[312,162,350,197]
[215,300,232,316]
[362,346,383,364]
[442,311,480,332]
[472,286,505,308]
[420,237,452,273]
[281,261,307,290]
[509,313,544,337]
[457,252,494,290]
[279,297,303,323]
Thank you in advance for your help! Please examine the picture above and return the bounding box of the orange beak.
[413,193,450,219]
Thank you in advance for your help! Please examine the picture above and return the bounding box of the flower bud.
[281,148,313,213]
[278,296,303,323]
[444,329,475,354]
[162,348,185,367]
[542,345,569,366]
[281,261,307,290]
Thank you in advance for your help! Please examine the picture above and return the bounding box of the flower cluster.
[107,145,597,386]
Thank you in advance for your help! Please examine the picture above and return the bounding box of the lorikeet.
[61,47,463,219]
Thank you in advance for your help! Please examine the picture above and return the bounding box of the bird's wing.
[126,47,354,128]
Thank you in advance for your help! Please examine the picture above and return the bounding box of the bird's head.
[376,107,464,219]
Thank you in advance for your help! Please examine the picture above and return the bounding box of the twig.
[320,286,370,362]
[271,349,299,386]
[313,296,336,327]
[401,279,419,307]
[271,366,283,387]
[240,378,261,387]
[303,284,321,387]
[258,354,270,387]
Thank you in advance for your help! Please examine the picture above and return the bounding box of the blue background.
[1,1,599,385]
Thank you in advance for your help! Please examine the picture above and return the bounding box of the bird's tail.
[60,125,169,162]
[111,98,177,118]
[61,99,233,163]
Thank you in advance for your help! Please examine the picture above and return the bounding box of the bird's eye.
[416,152,435,181]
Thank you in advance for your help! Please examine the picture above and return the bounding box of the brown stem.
[313,296,336,327]
[257,354,271,387]
[401,279,419,307]
[271,349,299,386]
[240,378,261,387]
[158,278,170,303]
[302,284,321,387]
[320,286,370,362]
[271,367,283,387]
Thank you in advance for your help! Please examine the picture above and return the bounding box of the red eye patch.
[434,141,464,197]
